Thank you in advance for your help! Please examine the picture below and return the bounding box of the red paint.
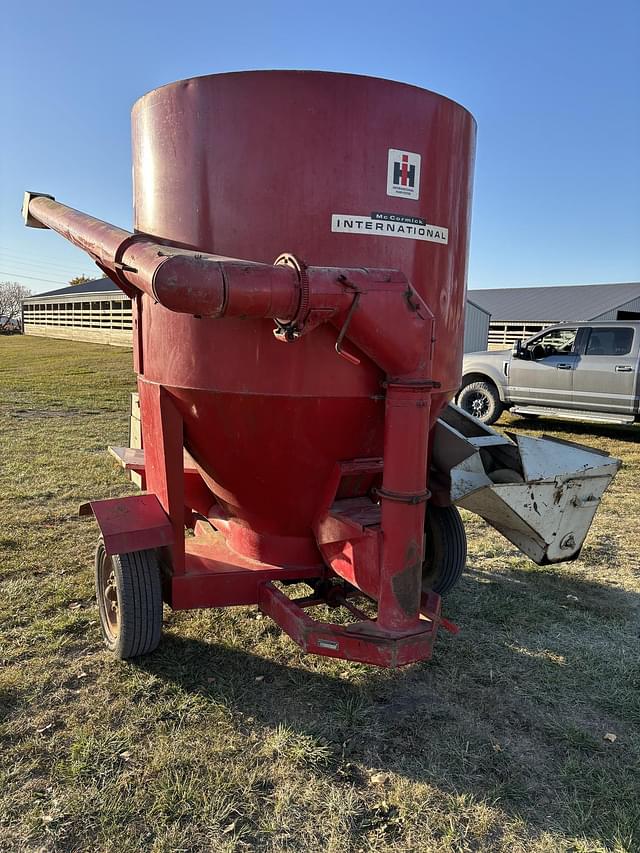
[84,494,174,557]
[25,71,475,667]
[400,154,410,187]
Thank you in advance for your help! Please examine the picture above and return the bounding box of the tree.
[0,281,31,331]
[69,274,92,286]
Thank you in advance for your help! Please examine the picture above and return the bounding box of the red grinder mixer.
[24,71,476,667]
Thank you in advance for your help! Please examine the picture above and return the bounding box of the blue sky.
[2,0,638,294]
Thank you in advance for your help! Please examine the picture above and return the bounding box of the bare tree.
[0,281,31,331]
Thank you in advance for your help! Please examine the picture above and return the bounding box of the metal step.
[510,406,636,426]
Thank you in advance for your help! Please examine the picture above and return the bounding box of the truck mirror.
[512,339,524,358]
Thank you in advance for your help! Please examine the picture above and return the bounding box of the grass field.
[1,335,639,853]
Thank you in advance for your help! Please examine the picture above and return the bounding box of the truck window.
[527,327,577,358]
[584,327,634,356]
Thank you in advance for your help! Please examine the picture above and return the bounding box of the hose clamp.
[273,253,309,341]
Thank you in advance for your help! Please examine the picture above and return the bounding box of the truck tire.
[457,380,503,425]
[422,505,467,596]
[95,539,163,659]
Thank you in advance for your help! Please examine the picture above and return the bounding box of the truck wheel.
[457,380,503,425]
[422,505,467,596]
[95,539,163,659]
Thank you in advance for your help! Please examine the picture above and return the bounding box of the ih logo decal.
[387,149,421,200]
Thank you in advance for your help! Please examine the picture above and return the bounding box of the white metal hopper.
[432,405,621,564]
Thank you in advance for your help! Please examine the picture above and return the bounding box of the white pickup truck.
[457,321,640,426]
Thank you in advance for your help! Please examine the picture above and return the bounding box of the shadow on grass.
[501,414,640,444]
[0,687,23,724]
[133,567,640,849]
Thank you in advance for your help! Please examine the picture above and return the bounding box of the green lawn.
[1,335,639,853]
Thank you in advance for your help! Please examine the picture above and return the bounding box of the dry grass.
[1,335,639,853]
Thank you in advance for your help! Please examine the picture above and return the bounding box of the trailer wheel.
[422,505,467,596]
[95,539,163,659]
[457,380,503,425]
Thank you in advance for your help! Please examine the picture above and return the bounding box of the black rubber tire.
[457,380,503,425]
[422,505,467,596]
[95,539,163,659]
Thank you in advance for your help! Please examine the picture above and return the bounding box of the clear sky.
[1,0,638,294]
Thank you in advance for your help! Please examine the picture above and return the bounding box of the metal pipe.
[24,193,301,320]
[23,192,433,377]
[376,381,433,632]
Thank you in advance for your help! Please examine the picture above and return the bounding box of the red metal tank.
[130,71,476,564]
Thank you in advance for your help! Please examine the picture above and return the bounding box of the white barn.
[22,278,132,346]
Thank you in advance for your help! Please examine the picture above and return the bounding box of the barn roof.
[23,278,119,300]
[468,282,640,322]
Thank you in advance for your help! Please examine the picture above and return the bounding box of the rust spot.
[391,541,422,616]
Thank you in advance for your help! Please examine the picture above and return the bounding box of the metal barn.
[463,298,491,352]
[469,282,640,350]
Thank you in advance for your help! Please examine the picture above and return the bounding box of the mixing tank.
[130,71,476,559]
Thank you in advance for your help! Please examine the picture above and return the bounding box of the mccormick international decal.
[331,211,448,245]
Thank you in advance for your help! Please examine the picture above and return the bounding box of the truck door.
[572,326,637,414]
[508,326,579,406]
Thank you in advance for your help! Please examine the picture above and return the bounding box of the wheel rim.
[466,391,489,419]
[98,549,120,641]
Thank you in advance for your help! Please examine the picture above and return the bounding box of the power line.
[0,270,71,285]
[0,251,91,275]
[0,258,80,273]
[0,246,92,266]
[0,263,91,281]
[0,263,87,280]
